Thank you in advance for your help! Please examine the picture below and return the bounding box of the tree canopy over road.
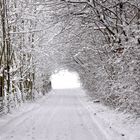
[0,0,140,116]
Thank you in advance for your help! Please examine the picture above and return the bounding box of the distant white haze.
[51,70,81,89]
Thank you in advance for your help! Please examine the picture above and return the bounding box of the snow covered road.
[0,89,125,140]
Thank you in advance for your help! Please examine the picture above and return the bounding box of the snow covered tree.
[49,0,140,115]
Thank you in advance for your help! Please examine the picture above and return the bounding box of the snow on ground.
[80,90,140,140]
[0,88,139,140]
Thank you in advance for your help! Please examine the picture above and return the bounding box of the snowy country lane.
[0,89,124,140]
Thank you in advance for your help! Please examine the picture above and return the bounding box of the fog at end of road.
[51,70,81,89]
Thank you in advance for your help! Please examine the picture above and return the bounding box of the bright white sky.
[51,70,81,89]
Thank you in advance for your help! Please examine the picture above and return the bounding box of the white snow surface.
[0,88,139,140]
